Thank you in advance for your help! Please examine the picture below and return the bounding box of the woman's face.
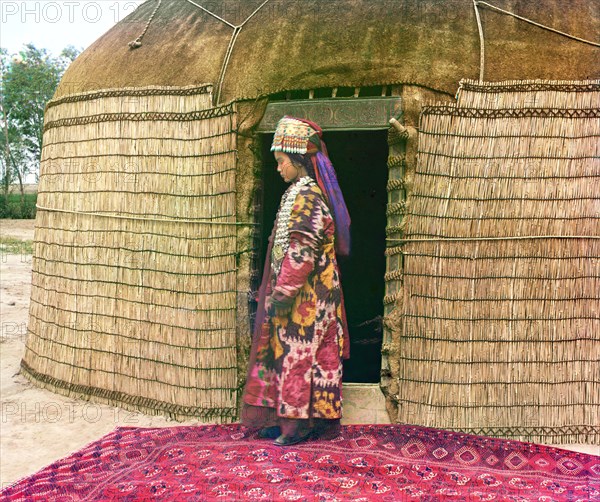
[274,152,299,183]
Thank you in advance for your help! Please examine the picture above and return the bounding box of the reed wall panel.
[22,85,239,421]
[390,80,600,444]
[457,80,600,110]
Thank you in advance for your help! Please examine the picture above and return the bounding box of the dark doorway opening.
[259,130,388,383]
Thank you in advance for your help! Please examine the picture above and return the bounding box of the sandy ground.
[1,219,597,489]
[5,184,38,196]
[1,220,203,489]
[0,219,37,241]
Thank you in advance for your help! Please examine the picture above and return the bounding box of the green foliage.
[0,236,33,255]
[1,43,79,218]
[0,192,37,218]
[1,43,80,195]
[3,45,62,162]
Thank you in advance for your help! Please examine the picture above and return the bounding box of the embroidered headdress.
[270,115,351,257]
[270,116,319,154]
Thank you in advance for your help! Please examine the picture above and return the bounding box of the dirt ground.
[1,219,204,489]
[1,219,597,489]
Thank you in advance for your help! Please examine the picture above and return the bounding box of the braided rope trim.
[383,293,402,305]
[455,425,600,439]
[405,292,600,303]
[386,202,407,217]
[30,298,234,332]
[28,307,234,336]
[34,241,248,261]
[386,246,403,257]
[394,395,600,409]
[392,419,600,440]
[25,333,236,372]
[387,156,406,169]
[44,105,234,132]
[384,270,403,282]
[33,254,236,279]
[386,225,404,237]
[47,85,214,109]
[459,79,600,93]
[34,223,235,241]
[402,271,599,282]
[36,205,252,226]
[20,360,237,419]
[387,235,600,245]
[421,106,600,119]
[387,179,406,191]
[387,129,409,145]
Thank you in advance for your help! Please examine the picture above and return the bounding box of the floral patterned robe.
[243,180,349,420]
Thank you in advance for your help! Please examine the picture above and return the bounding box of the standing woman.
[242,116,351,446]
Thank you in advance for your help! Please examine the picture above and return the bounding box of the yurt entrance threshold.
[255,97,400,386]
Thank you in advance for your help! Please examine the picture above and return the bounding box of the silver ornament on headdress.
[270,116,317,155]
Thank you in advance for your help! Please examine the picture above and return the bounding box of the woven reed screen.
[21,85,240,421]
[390,80,599,444]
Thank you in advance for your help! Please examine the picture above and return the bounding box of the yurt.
[22,0,599,445]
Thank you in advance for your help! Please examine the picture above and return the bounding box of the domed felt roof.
[56,0,599,102]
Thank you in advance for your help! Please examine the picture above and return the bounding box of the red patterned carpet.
[2,424,599,501]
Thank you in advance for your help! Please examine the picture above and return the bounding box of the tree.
[0,44,80,202]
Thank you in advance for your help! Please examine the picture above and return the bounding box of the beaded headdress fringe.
[271,116,318,154]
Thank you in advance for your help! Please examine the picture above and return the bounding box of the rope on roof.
[129,0,162,49]
[184,0,236,28]
[472,0,485,83]
[182,0,271,105]
[213,0,271,105]
[127,0,271,103]
[179,0,269,104]
[472,0,600,82]
[217,26,243,105]
[476,1,600,47]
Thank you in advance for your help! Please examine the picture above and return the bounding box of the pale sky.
[1,0,145,56]
[1,1,145,183]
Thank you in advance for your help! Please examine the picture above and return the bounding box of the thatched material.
[21,85,241,421]
[55,0,599,102]
[388,79,599,444]
[232,97,269,408]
